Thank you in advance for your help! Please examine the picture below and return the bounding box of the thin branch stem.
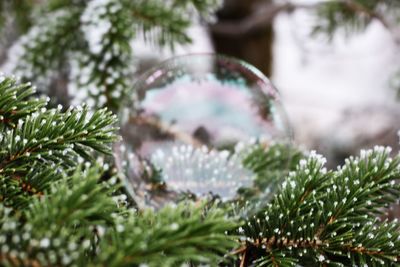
[128,115,205,148]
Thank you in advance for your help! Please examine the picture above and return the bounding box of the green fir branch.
[0,0,36,35]
[0,165,121,267]
[13,6,84,86]
[0,103,118,208]
[0,163,63,209]
[0,76,46,129]
[0,105,118,174]
[1,72,400,266]
[127,0,192,47]
[76,0,134,111]
[0,166,238,267]
[313,0,400,38]
[0,75,118,209]
[96,201,238,267]
[238,147,400,266]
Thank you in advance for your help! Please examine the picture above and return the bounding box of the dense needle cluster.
[237,148,400,266]
[1,74,400,266]
[0,75,238,266]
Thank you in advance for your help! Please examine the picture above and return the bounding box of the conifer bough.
[0,75,238,266]
[0,75,400,266]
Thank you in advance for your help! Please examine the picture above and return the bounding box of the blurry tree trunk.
[0,13,18,65]
[209,0,275,76]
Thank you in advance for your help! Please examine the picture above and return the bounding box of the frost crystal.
[40,238,50,248]
[318,254,325,262]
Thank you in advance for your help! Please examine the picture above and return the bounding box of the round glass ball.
[118,54,292,207]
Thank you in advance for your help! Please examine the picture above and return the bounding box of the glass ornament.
[118,54,292,207]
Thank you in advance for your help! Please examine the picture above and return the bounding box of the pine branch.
[0,75,118,209]
[0,105,118,174]
[72,0,222,110]
[12,6,83,86]
[347,219,400,265]
[0,76,46,129]
[317,147,400,238]
[0,165,121,267]
[0,163,62,209]
[127,0,192,47]
[313,0,400,42]
[75,0,135,111]
[253,251,299,267]
[1,166,238,267]
[28,165,120,230]
[237,147,400,266]
[170,0,222,20]
[0,104,118,208]
[128,0,221,47]
[0,0,36,35]
[96,201,238,267]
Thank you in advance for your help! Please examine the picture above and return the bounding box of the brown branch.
[271,253,279,267]
[14,175,44,196]
[239,249,247,267]
[339,0,400,44]
[0,253,42,267]
[210,0,400,44]
[235,237,324,266]
[237,237,324,255]
[340,0,391,29]
[209,2,321,37]
[128,115,205,148]
[236,235,399,266]
[0,147,34,173]
[0,110,18,126]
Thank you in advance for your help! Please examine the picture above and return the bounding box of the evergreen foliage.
[1,2,400,265]
[0,0,34,35]
[0,75,118,209]
[95,201,238,267]
[1,74,400,266]
[237,148,400,266]
[1,0,221,111]
[313,0,400,38]
[0,74,238,266]
[0,74,400,265]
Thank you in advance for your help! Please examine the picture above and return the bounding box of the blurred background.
[137,0,400,167]
[1,0,399,168]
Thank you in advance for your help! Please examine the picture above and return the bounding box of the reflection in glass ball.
[118,54,292,206]
[150,144,254,201]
